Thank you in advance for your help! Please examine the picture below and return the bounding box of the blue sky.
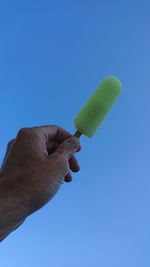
[0,1,150,266]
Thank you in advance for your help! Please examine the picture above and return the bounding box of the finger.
[37,125,73,143]
[47,141,81,157]
[54,136,80,160]
[64,171,73,183]
[47,137,80,178]
[69,155,80,172]
[7,139,16,151]
[47,152,69,178]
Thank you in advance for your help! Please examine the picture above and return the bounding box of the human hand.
[0,125,80,222]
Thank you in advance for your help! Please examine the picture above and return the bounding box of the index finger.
[38,125,72,143]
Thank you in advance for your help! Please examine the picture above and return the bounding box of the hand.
[0,125,80,239]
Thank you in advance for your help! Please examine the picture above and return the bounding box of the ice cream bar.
[74,76,122,138]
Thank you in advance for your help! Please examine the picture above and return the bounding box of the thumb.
[55,136,80,159]
[47,136,80,179]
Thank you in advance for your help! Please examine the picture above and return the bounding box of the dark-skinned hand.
[0,125,81,241]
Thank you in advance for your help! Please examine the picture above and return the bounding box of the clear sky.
[0,1,150,266]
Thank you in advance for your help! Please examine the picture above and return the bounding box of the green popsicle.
[74,76,122,138]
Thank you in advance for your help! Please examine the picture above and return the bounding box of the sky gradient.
[0,1,150,266]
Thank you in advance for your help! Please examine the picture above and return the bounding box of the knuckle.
[17,127,38,138]
[18,127,30,137]
[7,139,15,147]
[51,124,58,130]
[6,139,16,152]
[17,128,35,140]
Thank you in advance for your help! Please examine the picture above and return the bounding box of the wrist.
[0,173,29,241]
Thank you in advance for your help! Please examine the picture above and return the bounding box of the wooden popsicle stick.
[74,130,82,138]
